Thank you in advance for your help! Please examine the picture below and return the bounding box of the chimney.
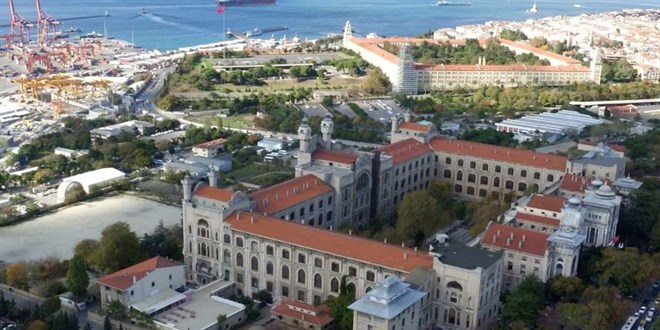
[518,241,522,248]
[236,213,240,220]
[506,238,510,246]
[507,151,511,155]
[510,232,514,240]
[533,156,536,160]
[493,235,496,243]
[132,276,136,284]
[286,190,290,196]
[497,229,500,236]
[522,234,526,242]
[403,252,408,260]
[329,226,333,231]
[349,230,352,235]
[250,216,254,224]
[414,247,418,252]
[276,193,279,200]
[384,238,388,244]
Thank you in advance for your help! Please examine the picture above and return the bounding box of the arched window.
[251,256,258,271]
[266,261,274,275]
[297,269,306,284]
[318,213,323,225]
[236,237,243,247]
[448,308,457,324]
[518,182,527,192]
[447,281,463,291]
[479,189,487,197]
[224,234,231,244]
[547,174,555,182]
[458,159,464,167]
[467,187,475,195]
[251,241,258,252]
[314,274,322,289]
[450,292,458,303]
[555,263,564,275]
[482,163,488,171]
[534,172,540,180]
[505,180,514,190]
[282,265,290,280]
[469,161,476,169]
[236,252,243,267]
[330,278,339,293]
[444,169,451,178]
[445,157,451,164]
[520,170,527,178]
[356,173,370,191]
[456,171,463,181]
[223,249,231,265]
[366,271,375,282]
[454,184,463,193]
[493,177,500,187]
[507,168,514,175]
[200,242,207,256]
[480,176,488,185]
[365,287,372,293]
[468,174,476,183]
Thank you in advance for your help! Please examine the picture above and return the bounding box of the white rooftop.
[348,276,426,320]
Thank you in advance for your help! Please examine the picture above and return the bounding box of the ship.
[527,1,538,13]
[138,8,147,15]
[216,0,276,6]
[437,1,471,6]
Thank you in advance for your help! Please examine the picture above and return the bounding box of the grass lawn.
[213,76,362,94]
[185,114,255,130]
[219,163,293,187]
[245,172,294,187]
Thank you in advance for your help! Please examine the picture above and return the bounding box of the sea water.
[1,0,658,50]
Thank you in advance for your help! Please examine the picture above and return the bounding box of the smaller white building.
[192,138,227,158]
[97,256,186,315]
[56,168,125,203]
[54,147,89,158]
[257,138,285,152]
[349,276,426,330]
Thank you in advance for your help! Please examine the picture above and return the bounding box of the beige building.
[342,22,601,94]
[192,138,226,158]
[97,257,186,314]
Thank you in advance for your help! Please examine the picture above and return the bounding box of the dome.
[321,114,334,126]
[568,197,581,206]
[596,183,616,198]
[591,179,603,188]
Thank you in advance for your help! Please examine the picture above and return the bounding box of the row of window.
[442,157,555,181]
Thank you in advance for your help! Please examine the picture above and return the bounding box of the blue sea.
[1,0,658,50]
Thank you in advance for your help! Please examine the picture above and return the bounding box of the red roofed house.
[391,112,437,143]
[192,138,227,158]
[271,301,334,330]
[97,257,186,314]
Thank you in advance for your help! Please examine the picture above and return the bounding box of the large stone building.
[342,22,602,94]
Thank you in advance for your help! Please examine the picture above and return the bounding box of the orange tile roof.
[250,174,334,215]
[578,139,627,153]
[527,194,565,213]
[399,122,431,132]
[559,174,612,193]
[482,223,549,257]
[415,63,589,72]
[379,138,433,165]
[312,149,358,164]
[429,137,567,171]
[271,301,334,327]
[225,212,433,273]
[194,138,227,150]
[195,185,234,202]
[97,257,182,291]
[515,212,560,227]
[497,39,582,65]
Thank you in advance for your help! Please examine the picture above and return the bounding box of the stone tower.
[343,21,353,47]
[320,114,334,150]
[547,197,586,278]
[390,115,399,134]
[297,116,314,166]
[590,51,602,84]
[395,43,418,95]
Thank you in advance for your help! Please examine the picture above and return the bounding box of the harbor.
[226,25,288,40]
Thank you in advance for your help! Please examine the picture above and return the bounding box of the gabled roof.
[271,301,334,327]
[250,175,334,215]
[378,138,432,165]
[429,137,567,171]
[312,149,358,164]
[482,223,549,257]
[515,212,560,227]
[194,138,227,150]
[225,212,433,273]
[97,257,182,291]
[527,194,565,213]
[194,185,234,202]
[399,122,431,132]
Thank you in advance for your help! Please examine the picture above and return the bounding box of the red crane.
[35,0,60,46]
[2,0,34,47]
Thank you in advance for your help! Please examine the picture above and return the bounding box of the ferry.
[437,1,471,6]
[216,0,276,6]
[138,8,147,16]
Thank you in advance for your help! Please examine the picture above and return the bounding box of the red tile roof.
[194,138,227,150]
[379,138,433,165]
[97,257,182,291]
[399,122,431,132]
[559,174,612,193]
[271,301,334,327]
[312,149,358,164]
[515,212,560,227]
[429,137,567,171]
[527,194,565,213]
[497,39,582,65]
[250,174,334,215]
[482,223,549,257]
[415,63,589,72]
[225,212,433,272]
[194,185,234,202]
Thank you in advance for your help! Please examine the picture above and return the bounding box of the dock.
[226,26,288,40]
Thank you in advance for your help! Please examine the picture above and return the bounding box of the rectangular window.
[331,262,340,272]
[282,250,290,259]
[282,286,289,297]
[298,253,306,264]
[251,277,258,288]
[297,290,305,302]
[266,281,273,292]
[314,257,322,268]
[266,246,274,255]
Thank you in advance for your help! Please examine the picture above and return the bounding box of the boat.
[216,0,276,6]
[437,1,471,6]
[138,8,147,15]
[67,27,82,33]
[527,0,538,13]
[573,4,582,7]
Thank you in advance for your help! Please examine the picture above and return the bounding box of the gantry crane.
[2,0,34,47]
[35,0,60,46]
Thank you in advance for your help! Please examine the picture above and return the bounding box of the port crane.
[0,0,34,47]
[35,0,61,46]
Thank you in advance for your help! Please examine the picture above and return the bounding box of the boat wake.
[141,13,209,34]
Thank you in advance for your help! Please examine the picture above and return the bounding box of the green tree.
[362,68,391,95]
[558,285,632,329]
[501,275,544,328]
[26,320,48,330]
[548,276,584,303]
[42,295,61,317]
[6,262,29,290]
[594,247,657,295]
[66,255,89,299]
[395,190,451,246]
[103,316,112,330]
[93,222,144,273]
[500,29,528,41]
[74,239,100,265]
[326,276,354,330]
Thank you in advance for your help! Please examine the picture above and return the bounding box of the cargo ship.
[437,1,471,6]
[217,0,276,6]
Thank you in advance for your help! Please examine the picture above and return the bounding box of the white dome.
[568,197,581,206]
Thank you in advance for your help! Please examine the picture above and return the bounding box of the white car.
[646,315,653,322]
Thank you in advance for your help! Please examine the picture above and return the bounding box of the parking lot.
[301,103,331,118]
[623,281,659,330]
[359,99,408,123]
